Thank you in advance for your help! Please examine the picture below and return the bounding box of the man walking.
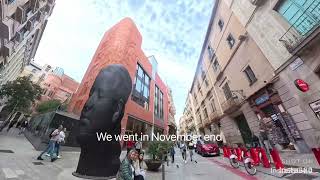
[170,145,175,163]
[180,142,187,163]
[18,119,29,135]
[55,127,66,159]
[37,125,63,162]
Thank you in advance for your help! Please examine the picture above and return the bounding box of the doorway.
[261,105,290,146]
[234,114,252,145]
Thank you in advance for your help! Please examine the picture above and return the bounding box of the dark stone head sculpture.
[73,64,132,179]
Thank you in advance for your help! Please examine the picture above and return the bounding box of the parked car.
[196,141,220,156]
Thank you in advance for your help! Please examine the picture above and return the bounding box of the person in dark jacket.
[170,145,175,163]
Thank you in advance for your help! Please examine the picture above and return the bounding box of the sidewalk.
[0,129,162,180]
[218,148,320,179]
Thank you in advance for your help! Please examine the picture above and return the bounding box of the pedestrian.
[170,145,175,163]
[135,139,142,154]
[180,142,187,163]
[188,146,194,162]
[259,118,273,160]
[37,125,63,162]
[18,119,29,135]
[55,127,66,159]
[117,149,138,180]
[133,151,145,180]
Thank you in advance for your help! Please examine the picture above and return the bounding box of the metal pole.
[162,154,165,180]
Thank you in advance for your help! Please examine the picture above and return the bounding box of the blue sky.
[34,0,214,123]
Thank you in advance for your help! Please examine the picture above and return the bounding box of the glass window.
[137,66,143,78]
[205,78,209,87]
[132,64,150,109]
[276,0,320,35]
[135,78,142,93]
[208,45,215,61]
[244,65,257,85]
[218,19,224,31]
[222,83,233,100]
[154,85,164,119]
[227,34,235,49]
[213,60,221,72]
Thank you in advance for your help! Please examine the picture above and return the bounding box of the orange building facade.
[41,67,79,103]
[68,18,169,135]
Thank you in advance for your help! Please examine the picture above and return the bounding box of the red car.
[196,141,220,156]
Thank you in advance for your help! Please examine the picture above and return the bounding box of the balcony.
[0,18,15,39]
[209,111,220,123]
[279,1,320,53]
[202,117,211,126]
[221,97,242,114]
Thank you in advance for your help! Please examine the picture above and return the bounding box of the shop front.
[249,85,303,151]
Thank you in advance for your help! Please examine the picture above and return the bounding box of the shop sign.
[310,100,320,119]
[294,79,309,92]
[290,57,303,71]
[255,94,269,105]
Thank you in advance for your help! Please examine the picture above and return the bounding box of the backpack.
[48,129,55,139]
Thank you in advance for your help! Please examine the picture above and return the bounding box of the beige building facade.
[183,0,319,153]
[0,0,55,85]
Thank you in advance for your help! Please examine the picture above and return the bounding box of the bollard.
[250,148,260,166]
[235,148,243,161]
[270,148,284,169]
[227,147,232,158]
[259,147,271,168]
[312,148,320,166]
[223,146,228,158]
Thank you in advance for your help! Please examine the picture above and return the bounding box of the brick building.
[68,18,169,135]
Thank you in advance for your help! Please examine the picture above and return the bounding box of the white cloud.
[34,0,214,124]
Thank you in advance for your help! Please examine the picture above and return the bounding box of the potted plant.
[145,140,173,171]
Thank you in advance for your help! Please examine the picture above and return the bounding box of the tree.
[0,76,42,113]
[36,99,62,114]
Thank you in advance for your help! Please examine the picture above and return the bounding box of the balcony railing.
[209,111,220,123]
[279,0,320,52]
[221,97,242,114]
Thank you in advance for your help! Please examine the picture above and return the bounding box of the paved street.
[0,129,319,180]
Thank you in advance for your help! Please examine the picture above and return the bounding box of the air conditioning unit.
[15,31,24,43]
[250,0,263,6]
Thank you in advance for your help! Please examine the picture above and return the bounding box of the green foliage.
[146,140,173,161]
[0,76,42,113]
[36,99,62,113]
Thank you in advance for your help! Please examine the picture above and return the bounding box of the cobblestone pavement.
[1,129,319,180]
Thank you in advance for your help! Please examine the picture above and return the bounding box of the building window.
[203,108,208,118]
[244,65,257,85]
[132,64,150,109]
[32,69,37,73]
[7,0,15,4]
[48,91,54,97]
[227,34,235,49]
[199,89,203,96]
[154,85,164,119]
[28,74,33,80]
[42,89,47,95]
[218,19,224,31]
[194,94,198,105]
[222,83,233,100]
[276,0,320,36]
[201,70,206,80]
[208,45,215,61]
[209,96,216,113]
[45,66,51,72]
[204,78,209,87]
[212,59,221,72]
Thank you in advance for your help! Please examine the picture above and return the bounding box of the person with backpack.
[37,125,63,162]
[180,142,187,163]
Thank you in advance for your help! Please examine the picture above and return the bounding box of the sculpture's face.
[80,64,132,132]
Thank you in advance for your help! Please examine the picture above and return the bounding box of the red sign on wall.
[294,79,309,92]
